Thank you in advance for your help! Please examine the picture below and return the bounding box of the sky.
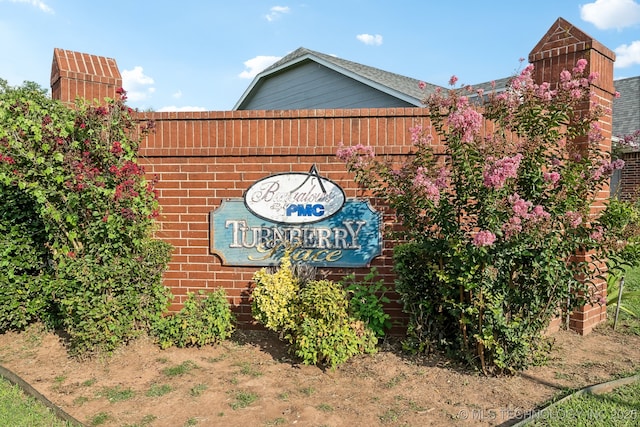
[1,0,639,112]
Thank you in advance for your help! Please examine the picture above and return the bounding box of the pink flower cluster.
[336,143,375,169]
[473,230,496,247]
[564,211,582,228]
[413,166,447,204]
[590,225,604,242]
[502,193,550,239]
[543,171,561,186]
[591,158,625,180]
[483,153,523,189]
[448,97,483,143]
[409,124,433,145]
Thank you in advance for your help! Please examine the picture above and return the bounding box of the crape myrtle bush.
[0,79,173,355]
[338,60,624,373]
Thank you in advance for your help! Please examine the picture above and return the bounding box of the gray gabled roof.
[234,47,639,131]
[233,47,443,110]
[613,76,640,139]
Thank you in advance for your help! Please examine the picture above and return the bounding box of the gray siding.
[239,61,415,110]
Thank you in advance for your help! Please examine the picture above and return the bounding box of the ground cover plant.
[338,60,630,373]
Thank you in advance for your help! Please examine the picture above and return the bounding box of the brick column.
[529,18,617,335]
[50,48,122,105]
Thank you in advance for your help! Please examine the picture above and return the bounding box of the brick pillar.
[529,18,616,335]
[50,48,122,105]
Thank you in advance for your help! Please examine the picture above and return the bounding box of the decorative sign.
[244,165,346,224]
[210,165,382,267]
[210,200,382,267]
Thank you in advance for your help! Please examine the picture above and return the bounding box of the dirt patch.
[0,324,638,427]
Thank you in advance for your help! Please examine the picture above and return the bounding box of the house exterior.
[612,76,640,199]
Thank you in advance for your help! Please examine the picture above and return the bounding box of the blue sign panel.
[210,199,382,267]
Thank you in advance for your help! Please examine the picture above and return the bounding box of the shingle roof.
[613,76,640,138]
[234,47,443,109]
[236,46,637,133]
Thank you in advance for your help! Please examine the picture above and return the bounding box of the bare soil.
[0,324,638,427]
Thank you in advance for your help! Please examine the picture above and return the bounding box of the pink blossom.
[409,124,433,145]
[565,211,582,228]
[473,230,496,247]
[435,167,449,189]
[573,58,588,74]
[449,75,459,86]
[590,226,604,242]
[448,106,483,143]
[418,81,426,90]
[615,91,621,99]
[560,70,572,83]
[512,197,532,217]
[483,154,523,189]
[591,158,625,180]
[336,143,375,169]
[413,167,440,204]
[543,171,561,185]
[535,82,556,101]
[502,216,523,239]
[531,205,550,221]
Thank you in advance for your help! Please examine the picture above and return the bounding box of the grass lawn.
[0,377,74,427]
[610,264,640,335]
[526,265,640,426]
[529,377,640,426]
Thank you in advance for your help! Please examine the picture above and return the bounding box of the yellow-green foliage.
[290,279,378,368]
[251,252,300,332]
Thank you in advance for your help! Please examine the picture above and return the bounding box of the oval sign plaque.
[244,167,346,224]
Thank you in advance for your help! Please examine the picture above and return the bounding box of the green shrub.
[153,289,235,349]
[251,253,378,367]
[54,239,172,355]
[341,267,392,338]
[0,80,172,355]
[289,279,377,368]
[251,252,300,333]
[0,185,52,331]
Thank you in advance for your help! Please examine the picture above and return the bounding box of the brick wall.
[529,17,616,334]
[619,151,640,200]
[50,17,616,335]
[134,109,436,327]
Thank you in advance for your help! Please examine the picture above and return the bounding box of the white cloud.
[615,40,640,67]
[3,0,53,13]
[356,33,383,46]
[121,66,155,102]
[158,105,207,112]
[265,5,290,22]
[172,90,183,99]
[580,0,640,30]
[238,55,282,79]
